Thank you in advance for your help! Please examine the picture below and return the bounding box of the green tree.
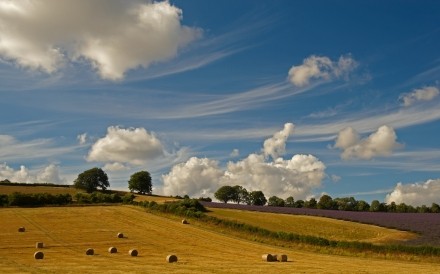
[317,194,335,210]
[285,196,295,207]
[214,186,236,203]
[431,203,440,213]
[356,200,370,211]
[74,167,109,193]
[268,195,285,207]
[128,171,152,194]
[249,191,267,206]
[294,199,304,208]
[304,197,317,209]
[232,185,248,204]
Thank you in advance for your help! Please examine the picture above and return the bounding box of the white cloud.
[77,133,87,145]
[162,157,224,197]
[162,123,326,200]
[334,125,402,160]
[103,162,129,172]
[0,163,65,184]
[263,123,294,160]
[223,153,326,200]
[287,55,357,87]
[399,86,439,107]
[331,174,341,182]
[230,149,239,157]
[385,179,440,206]
[0,0,201,80]
[87,126,165,166]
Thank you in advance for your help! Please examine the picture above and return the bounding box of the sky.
[0,0,439,206]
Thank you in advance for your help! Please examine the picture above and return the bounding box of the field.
[0,185,81,196]
[1,206,440,274]
[203,202,440,246]
[206,208,416,244]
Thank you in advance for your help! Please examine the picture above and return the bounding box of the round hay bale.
[117,232,124,238]
[129,249,138,256]
[166,254,178,263]
[108,247,118,253]
[36,242,44,248]
[262,254,274,262]
[272,254,278,261]
[18,227,25,232]
[279,254,288,262]
[181,219,188,224]
[86,248,94,256]
[34,251,44,260]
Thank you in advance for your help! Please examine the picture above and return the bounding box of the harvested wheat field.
[1,206,439,274]
[206,208,416,244]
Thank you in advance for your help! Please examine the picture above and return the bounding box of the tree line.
[214,185,267,206]
[214,185,440,213]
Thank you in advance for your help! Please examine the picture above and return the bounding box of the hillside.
[1,206,439,273]
[206,208,416,244]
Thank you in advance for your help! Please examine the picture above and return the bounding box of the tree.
[285,196,295,207]
[214,186,236,203]
[128,171,152,194]
[356,200,370,211]
[304,198,317,209]
[317,194,335,210]
[232,185,248,204]
[431,203,440,213]
[294,199,304,208]
[249,191,267,206]
[268,196,285,207]
[74,167,109,193]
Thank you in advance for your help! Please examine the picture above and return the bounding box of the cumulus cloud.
[263,123,294,160]
[87,126,165,166]
[0,0,201,80]
[334,125,402,160]
[162,157,224,197]
[287,54,357,87]
[385,179,440,206]
[0,163,65,184]
[399,86,439,107]
[223,153,326,200]
[162,123,326,200]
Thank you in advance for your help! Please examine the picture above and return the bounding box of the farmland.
[1,205,440,273]
[206,208,416,244]
[202,202,440,246]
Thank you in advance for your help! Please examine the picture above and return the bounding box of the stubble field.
[1,205,440,273]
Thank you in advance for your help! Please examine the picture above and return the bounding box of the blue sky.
[0,0,439,206]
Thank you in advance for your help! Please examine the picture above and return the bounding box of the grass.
[1,205,439,273]
[206,208,417,244]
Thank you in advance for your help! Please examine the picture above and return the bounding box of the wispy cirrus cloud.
[0,134,78,162]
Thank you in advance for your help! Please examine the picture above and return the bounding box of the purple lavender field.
[201,202,440,246]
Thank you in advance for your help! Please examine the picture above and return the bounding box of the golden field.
[1,205,439,274]
[206,208,417,244]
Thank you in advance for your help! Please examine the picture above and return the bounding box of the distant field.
[1,206,439,274]
[0,185,82,196]
[0,184,178,204]
[206,208,416,244]
[203,202,440,246]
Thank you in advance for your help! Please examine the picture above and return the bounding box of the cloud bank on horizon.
[0,0,439,207]
[162,123,326,200]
